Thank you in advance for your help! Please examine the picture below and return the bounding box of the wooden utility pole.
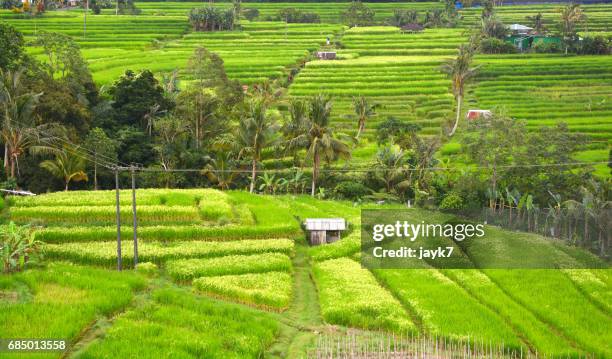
[115,167,122,271]
[131,165,138,267]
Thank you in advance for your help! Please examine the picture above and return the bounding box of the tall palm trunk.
[93,161,98,190]
[356,118,365,139]
[10,156,16,179]
[311,151,319,197]
[449,94,462,136]
[3,145,8,177]
[249,158,256,193]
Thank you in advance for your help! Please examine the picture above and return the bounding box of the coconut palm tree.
[0,68,53,179]
[283,98,308,166]
[353,96,380,140]
[40,146,89,191]
[440,44,480,137]
[374,145,411,196]
[287,94,351,196]
[202,153,238,190]
[526,12,546,34]
[559,3,586,54]
[235,99,279,193]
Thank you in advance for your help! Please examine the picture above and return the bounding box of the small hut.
[466,109,492,121]
[508,24,533,36]
[400,23,424,33]
[316,51,336,60]
[304,218,346,246]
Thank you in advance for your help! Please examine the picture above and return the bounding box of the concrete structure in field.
[316,51,336,60]
[400,23,424,33]
[304,218,346,246]
[508,24,533,35]
[466,109,492,120]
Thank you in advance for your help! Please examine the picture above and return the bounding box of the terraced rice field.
[0,11,343,84]
[8,189,301,313]
[468,54,612,170]
[289,26,464,142]
[460,4,612,34]
[2,3,610,154]
[125,1,443,23]
[4,189,610,357]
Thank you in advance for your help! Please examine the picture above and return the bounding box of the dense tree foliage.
[341,0,375,27]
[0,23,24,71]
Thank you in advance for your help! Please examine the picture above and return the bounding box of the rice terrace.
[0,0,610,357]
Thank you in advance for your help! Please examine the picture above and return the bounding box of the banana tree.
[505,188,520,228]
[258,173,279,194]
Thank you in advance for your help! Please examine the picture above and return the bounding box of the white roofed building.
[304,218,346,246]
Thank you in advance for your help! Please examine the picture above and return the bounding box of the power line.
[1,116,126,169]
[132,161,610,174]
[1,114,608,174]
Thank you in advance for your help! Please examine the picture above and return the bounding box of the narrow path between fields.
[266,240,324,358]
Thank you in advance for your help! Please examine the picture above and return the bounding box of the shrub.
[334,181,371,201]
[439,192,464,211]
[135,261,158,276]
[242,8,259,21]
[578,36,611,55]
[533,42,562,53]
[1,222,43,273]
[277,8,320,23]
[480,38,517,54]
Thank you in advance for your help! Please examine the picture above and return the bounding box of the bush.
[135,262,158,276]
[333,181,371,201]
[578,36,611,55]
[277,8,320,23]
[480,38,516,54]
[439,192,464,211]
[533,42,562,53]
[1,222,43,273]
[242,8,259,21]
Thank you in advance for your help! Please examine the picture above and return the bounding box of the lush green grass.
[77,286,280,359]
[34,223,298,243]
[193,271,293,310]
[45,238,294,267]
[313,257,416,333]
[373,268,523,349]
[0,263,146,359]
[3,185,611,356]
[167,252,293,280]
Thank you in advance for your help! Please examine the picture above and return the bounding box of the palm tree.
[287,94,351,196]
[374,145,411,196]
[440,44,480,137]
[202,152,239,190]
[559,3,586,54]
[235,99,279,193]
[0,68,53,179]
[353,96,380,140]
[526,12,545,34]
[40,147,89,191]
[232,0,241,24]
[142,103,163,137]
[283,99,309,166]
